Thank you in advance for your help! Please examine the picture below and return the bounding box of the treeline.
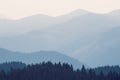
[0,62,120,80]
[94,65,120,75]
[0,62,26,72]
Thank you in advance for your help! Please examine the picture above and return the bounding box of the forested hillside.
[0,62,120,80]
[0,62,26,72]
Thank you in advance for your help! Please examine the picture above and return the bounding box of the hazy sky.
[0,0,120,19]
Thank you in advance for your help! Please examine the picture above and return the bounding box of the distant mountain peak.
[71,9,90,16]
[108,9,120,17]
[58,9,89,18]
[71,9,90,14]
[110,9,120,14]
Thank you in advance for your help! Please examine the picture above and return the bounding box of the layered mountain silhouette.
[1,9,120,36]
[0,9,120,67]
[0,9,89,37]
[0,48,85,69]
[75,26,120,67]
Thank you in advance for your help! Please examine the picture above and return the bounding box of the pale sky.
[0,0,120,19]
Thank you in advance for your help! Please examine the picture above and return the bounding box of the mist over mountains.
[0,10,89,37]
[0,48,85,69]
[0,9,120,67]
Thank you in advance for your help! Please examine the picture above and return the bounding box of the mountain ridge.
[0,48,86,69]
[0,9,120,37]
[0,9,120,67]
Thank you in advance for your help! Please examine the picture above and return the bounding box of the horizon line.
[0,9,120,20]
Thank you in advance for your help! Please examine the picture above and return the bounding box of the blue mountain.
[0,48,86,69]
[0,9,120,67]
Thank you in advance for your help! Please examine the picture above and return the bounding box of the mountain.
[75,26,120,67]
[0,10,120,67]
[0,10,89,37]
[0,48,86,69]
[0,14,55,37]
[0,10,120,53]
[1,9,120,37]
[108,9,120,18]
[55,9,89,23]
